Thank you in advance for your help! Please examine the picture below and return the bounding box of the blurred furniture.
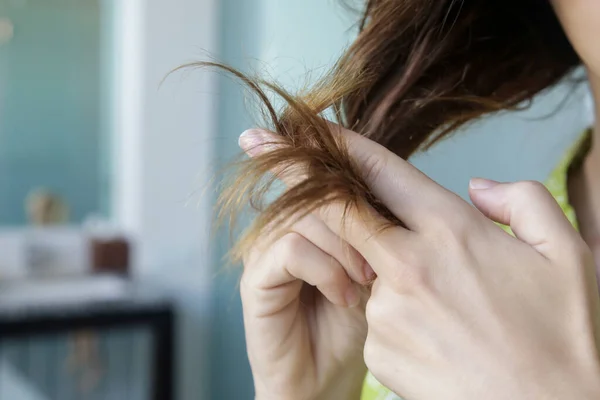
[0,275,175,400]
[90,237,130,276]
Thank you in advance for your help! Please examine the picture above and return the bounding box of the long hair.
[196,0,580,260]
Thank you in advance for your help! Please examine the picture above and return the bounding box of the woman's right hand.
[240,132,373,400]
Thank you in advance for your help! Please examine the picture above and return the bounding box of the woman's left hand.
[288,127,600,399]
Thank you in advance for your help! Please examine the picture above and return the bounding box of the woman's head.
[211,0,583,259]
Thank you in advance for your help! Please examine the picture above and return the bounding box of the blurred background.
[0,0,592,399]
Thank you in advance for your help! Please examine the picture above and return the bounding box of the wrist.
[255,380,364,400]
[256,389,362,400]
[254,363,366,400]
[315,368,366,400]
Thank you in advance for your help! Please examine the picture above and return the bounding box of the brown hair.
[194,0,581,260]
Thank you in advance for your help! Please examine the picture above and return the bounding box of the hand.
[238,131,372,400]
[300,127,600,399]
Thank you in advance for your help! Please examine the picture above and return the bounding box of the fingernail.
[345,285,361,308]
[469,178,500,190]
[363,262,376,281]
[239,129,268,156]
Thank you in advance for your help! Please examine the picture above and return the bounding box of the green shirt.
[361,131,591,400]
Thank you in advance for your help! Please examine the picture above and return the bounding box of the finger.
[249,211,376,283]
[292,214,376,283]
[239,127,397,278]
[246,232,361,307]
[316,200,418,281]
[469,178,583,259]
[238,128,284,157]
[239,126,462,231]
[240,127,422,282]
[239,129,307,187]
[333,124,468,230]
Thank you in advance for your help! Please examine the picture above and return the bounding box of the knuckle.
[513,180,549,200]
[566,239,594,268]
[277,232,308,260]
[390,263,430,293]
[240,263,266,292]
[393,247,422,271]
[316,202,335,221]
[384,246,431,293]
[428,213,475,253]
[361,151,389,184]
[241,233,308,290]
[365,297,385,325]
[427,207,468,237]
[446,221,473,250]
[239,267,265,303]
[425,217,451,238]
[316,201,343,226]
[363,337,377,370]
[241,241,262,270]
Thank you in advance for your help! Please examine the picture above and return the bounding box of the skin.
[239,2,600,399]
[239,199,371,400]
[556,0,600,285]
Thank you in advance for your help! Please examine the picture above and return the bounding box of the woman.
[231,0,600,399]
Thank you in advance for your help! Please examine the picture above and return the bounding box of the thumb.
[469,178,581,259]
